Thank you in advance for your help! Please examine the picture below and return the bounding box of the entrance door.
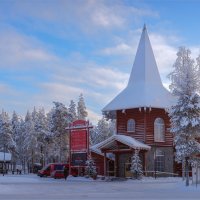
[125,162,132,177]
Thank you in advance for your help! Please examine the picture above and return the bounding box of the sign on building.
[66,120,93,175]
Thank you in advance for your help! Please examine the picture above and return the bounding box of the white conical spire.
[128,24,162,87]
[103,25,174,112]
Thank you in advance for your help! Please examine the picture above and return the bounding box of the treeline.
[0,94,115,172]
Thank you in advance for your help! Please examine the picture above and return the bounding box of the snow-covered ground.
[0,174,200,200]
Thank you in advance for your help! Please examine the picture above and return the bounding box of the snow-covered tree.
[130,149,143,179]
[0,111,16,153]
[168,47,200,186]
[85,156,97,178]
[34,108,50,166]
[23,111,38,172]
[90,118,115,145]
[48,102,69,163]
[68,100,77,122]
[11,111,23,165]
[77,94,88,120]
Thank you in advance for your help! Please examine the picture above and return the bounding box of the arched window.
[127,119,135,132]
[154,118,165,142]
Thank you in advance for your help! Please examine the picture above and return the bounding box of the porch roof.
[93,134,151,151]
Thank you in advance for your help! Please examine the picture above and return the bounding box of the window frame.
[127,119,136,133]
[155,149,165,172]
[154,117,165,142]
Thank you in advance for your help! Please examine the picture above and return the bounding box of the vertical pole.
[104,152,107,177]
[114,153,117,177]
[87,121,90,156]
[3,144,5,176]
[154,144,157,179]
[69,127,71,176]
[185,157,189,186]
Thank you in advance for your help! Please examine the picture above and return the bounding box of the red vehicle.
[38,163,68,177]
[38,163,78,178]
[51,170,65,179]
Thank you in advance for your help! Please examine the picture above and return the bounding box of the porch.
[96,135,151,178]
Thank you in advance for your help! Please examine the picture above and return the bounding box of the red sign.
[71,130,87,151]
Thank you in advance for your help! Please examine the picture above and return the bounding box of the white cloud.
[87,109,102,125]
[0,27,57,69]
[0,0,158,36]
[150,33,177,76]
[99,43,134,56]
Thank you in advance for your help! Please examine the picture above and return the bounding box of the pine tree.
[34,108,49,166]
[48,102,69,163]
[130,149,143,179]
[168,47,200,186]
[77,94,88,120]
[0,111,16,153]
[11,111,23,165]
[90,118,115,145]
[85,156,97,178]
[68,100,77,122]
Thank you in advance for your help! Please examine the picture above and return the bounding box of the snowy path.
[0,175,200,200]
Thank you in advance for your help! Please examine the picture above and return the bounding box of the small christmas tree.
[130,149,143,179]
[85,156,97,178]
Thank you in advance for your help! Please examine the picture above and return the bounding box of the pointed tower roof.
[102,25,174,112]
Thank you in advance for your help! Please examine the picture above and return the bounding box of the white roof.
[90,145,114,160]
[0,152,11,161]
[103,25,174,112]
[93,134,151,151]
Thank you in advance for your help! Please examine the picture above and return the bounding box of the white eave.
[93,135,151,151]
[103,25,175,112]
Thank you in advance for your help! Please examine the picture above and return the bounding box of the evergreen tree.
[77,94,88,120]
[130,149,143,179]
[34,108,49,166]
[48,102,69,162]
[24,111,37,172]
[168,47,200,186]
[11,111,23,164]
[0,111,16,153]
[90,118,115,145]
[85,156,97,178]
[68,100,77,122]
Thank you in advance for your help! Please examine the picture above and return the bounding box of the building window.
[154,118,165,142]
[155,149,165,172]
[127,119,135,132]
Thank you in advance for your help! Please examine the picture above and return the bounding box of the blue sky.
[0,0,200,123]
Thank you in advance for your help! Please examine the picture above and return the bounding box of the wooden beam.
[104,152,107,177]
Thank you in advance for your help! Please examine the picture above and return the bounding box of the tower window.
[154,118,165,142]
[127,119,135,132]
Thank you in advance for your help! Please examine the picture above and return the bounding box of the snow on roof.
[0,152,11,161]
[103,25,175,112]
[90,143,114,159]
[92,134,151,151]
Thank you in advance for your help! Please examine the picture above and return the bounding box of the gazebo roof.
[103,25,174,112]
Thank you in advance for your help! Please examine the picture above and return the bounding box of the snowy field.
[0,174,200,200]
